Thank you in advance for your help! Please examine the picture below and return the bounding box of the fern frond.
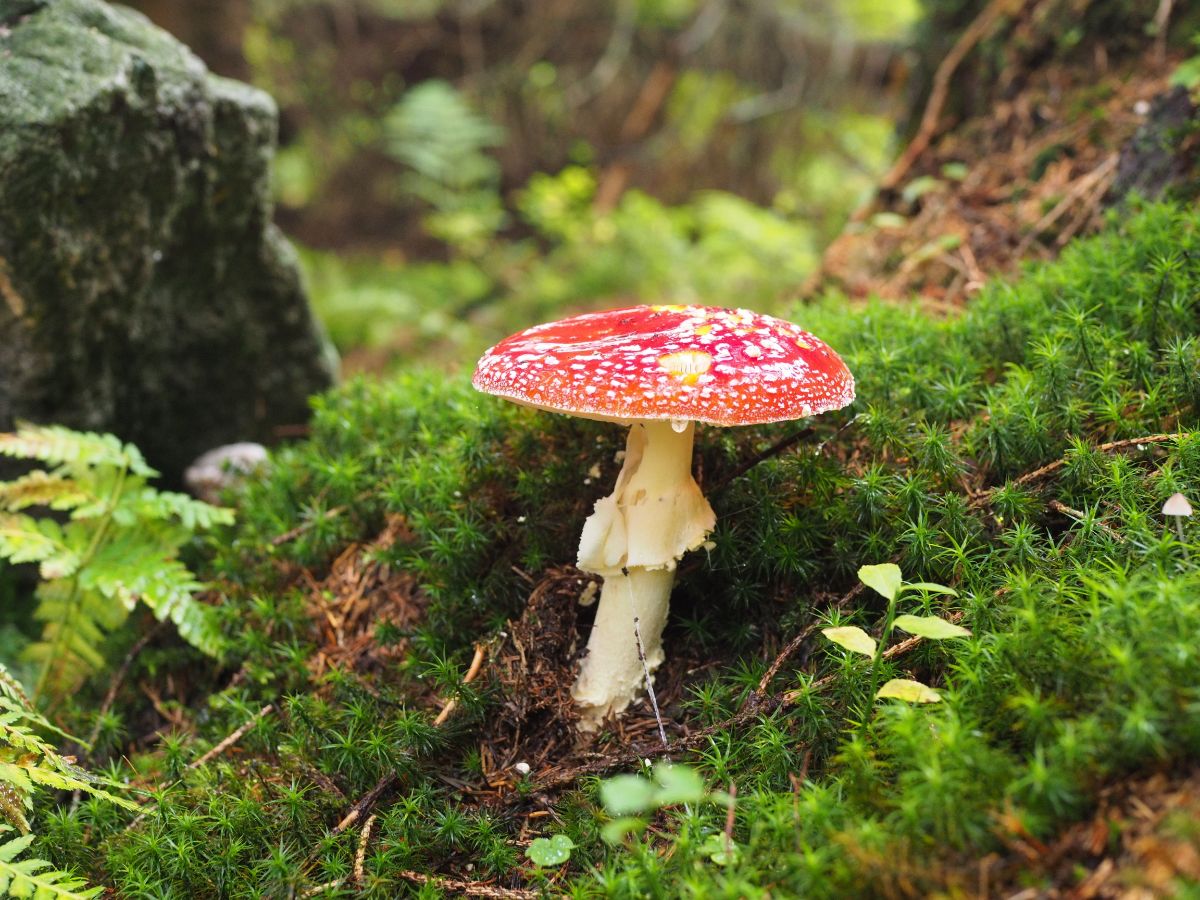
[0,424,156,478]
[0,516,78,577]
[0,672,29,711]
[23,583,123,693]
[0,830,99,899]
[0,762,134,814]
[128,488,235,531]
[0,473,92,515]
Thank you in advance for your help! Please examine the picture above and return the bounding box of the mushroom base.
[571,567,674,729]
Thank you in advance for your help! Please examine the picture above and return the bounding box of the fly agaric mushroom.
[473,305,854,728]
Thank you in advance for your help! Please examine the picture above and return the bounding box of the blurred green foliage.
[305,165,819,367]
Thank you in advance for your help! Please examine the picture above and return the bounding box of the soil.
[813,48,1197,308]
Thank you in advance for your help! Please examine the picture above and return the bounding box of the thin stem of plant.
[866,593,899,716]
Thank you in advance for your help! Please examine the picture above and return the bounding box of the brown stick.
[755,581,867,695]
[354,813,377,886]
[125,703,274,830]
[83,623,164,755]
[876,0,1022,195]
[971,433,1186,511]
[393,871,539,899]
[332,771,399,836]
[1048,499,1126,543]
[433,642,488,726]
[187,703,274,772]
[1014,154,1119,257]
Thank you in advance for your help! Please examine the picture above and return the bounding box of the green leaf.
[699,832,740,866]
[898,582,959,598]
[941,161,969,181]
[0,423,156,478]
[858,563,903,601]
[870,211,907,230]
[876,679,942,703]
[525,834,575,867]
[652,763,706,806]
[822,626,877,657]
[600,817,646,844]
[893,614,970,640]
[600,775,656,815]
[0,833,33,863]
[901,174,944,204]
[0,472,92,514]
[1170,56,1200,90]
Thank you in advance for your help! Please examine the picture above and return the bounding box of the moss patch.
[30,201,1200,896]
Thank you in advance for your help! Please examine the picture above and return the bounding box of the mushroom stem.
[573,419,715,729]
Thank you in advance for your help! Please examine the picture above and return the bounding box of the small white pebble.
[1134,99,1150,116]
[517,515,526,523]
[515,762,531,776]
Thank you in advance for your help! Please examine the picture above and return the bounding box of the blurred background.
[119,0,1196,379]
[125,0,930,372]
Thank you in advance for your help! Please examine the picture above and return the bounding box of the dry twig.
[354,813,377,886]
[876,0,1024,195]
[1048,499,1126,543]
[971,433,1185,510]
[125,703,275,831]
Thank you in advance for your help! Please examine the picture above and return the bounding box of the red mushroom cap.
[472,304,855,426]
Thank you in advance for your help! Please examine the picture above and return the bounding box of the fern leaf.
[0,832,33,864]
[128,488,234,531]
[0,474,91,515]
[0,672,29,711]
[0,832,99,899]
[86,556,223,658]
[0,424,156,479]
[0,517,66,570]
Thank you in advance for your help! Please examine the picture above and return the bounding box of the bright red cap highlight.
[472,304,855,426]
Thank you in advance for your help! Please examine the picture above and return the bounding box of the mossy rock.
[0,0,336,480]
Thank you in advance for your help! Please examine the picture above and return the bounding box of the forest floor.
[815,44,1193,307]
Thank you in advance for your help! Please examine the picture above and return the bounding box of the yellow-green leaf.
[892,614,971,640]
[858,563,902,601]
[822,626,877,657]
[876,679,942,703]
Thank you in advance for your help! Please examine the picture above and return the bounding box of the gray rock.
[0,0,336,481]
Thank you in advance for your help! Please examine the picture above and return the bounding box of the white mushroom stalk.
[572,419,714,727]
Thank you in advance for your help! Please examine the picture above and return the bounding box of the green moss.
[33,201,1200,895]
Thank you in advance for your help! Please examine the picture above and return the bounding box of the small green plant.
[599,762,733,847]
[824,563,969,705]
[0,424,233,698]
[0,661,136,898]
[524,834,575,868]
